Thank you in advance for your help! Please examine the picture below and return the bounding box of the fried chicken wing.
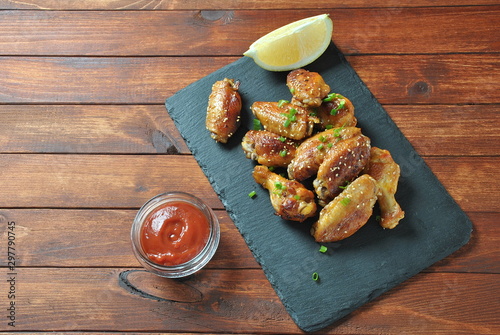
[241,130,297,167]
[287,69,330,108]
[251,101,318,140]
[364,147,405,229]
[206,78,242,143]
[287,127,362,181]
[253,165,317,222]
[311,174,379,242]
[316,94,357,130]
[313,135,371,206]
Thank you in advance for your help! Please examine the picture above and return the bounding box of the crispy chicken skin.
[287,127,362,181]
[242,130,297,167]
[316,94,357,130]
[253,165,317,222]
[313,135,371,206]
[287,69,330,108]
[206,78,242,143]
[251,101,318,140]
[311,174,379,242]
[364,147,405,229]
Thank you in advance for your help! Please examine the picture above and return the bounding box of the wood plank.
[386,105,500,157]
[0,154,222,209]
[0,7,497,56]
[0,154,497,212]
[0,209,496,273]
[425,157,499,214]
[0,55,498,104]
[1,268,498,334]
[0,0,498,10]
[0,105,189,154]
[0,56,235,104]
[1,104,498,156]
[0,209,259,268]
[350,54,500,104]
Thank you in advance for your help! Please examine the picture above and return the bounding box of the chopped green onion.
[279,136,287,142]
[340,197,351,206]
[327,142,333,148]
[253,118,261,130]
[278,99,289,108]
[279,149,287,157]
[293,195,301,200]
[309,111,317,117]
[333,126,345,137]
[289,88,295,94]
[323,93,341,102]
[317,144,324,150]
[274,181,284,190]
[268,166,275,172]
[281,108,298,128]
[312,272,319,281]
[319,135,327,142]
[325,124,333,130]
[376,215,382,222]
[339,181,351,190]
[330,99,346,115]
[319,245,328,253]
[323,93,334,102]
[248,191,257,198]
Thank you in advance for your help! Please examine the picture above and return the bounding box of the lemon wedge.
[243,14,333,72]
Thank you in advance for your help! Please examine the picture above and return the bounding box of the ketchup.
[140,201,211,266]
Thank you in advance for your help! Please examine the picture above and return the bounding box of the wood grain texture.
[0,154,222,209]
[350,54,500,104]
[0,0,498,10]
[0,208,259,268]
[386,105,500,157]
[1,104,498,156]
[0,105,189,154]
[0,154,497,212]
[0,209,496,273]
[1,268,497,334]
[0,7,497,56]
[0,55,498,104]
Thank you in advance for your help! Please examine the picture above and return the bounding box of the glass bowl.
[131,192,220,278]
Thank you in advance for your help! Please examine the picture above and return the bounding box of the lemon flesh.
[244,14,333,72]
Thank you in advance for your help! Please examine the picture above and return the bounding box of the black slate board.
[165,43,472,332]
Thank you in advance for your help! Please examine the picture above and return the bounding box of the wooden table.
[0,1,498,333]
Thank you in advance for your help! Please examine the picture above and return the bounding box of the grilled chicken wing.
[287,69,330,108]
[206,78,242,143]
[251,101,318,140]
[287,127,362,181]
[311,174,379,242]
[313,135,371,206]
[316,94,357,130]
[253,165,317,222]
[364,147,405,229]
[241,130,297,167]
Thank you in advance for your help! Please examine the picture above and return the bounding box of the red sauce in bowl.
[140,201,211,266]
